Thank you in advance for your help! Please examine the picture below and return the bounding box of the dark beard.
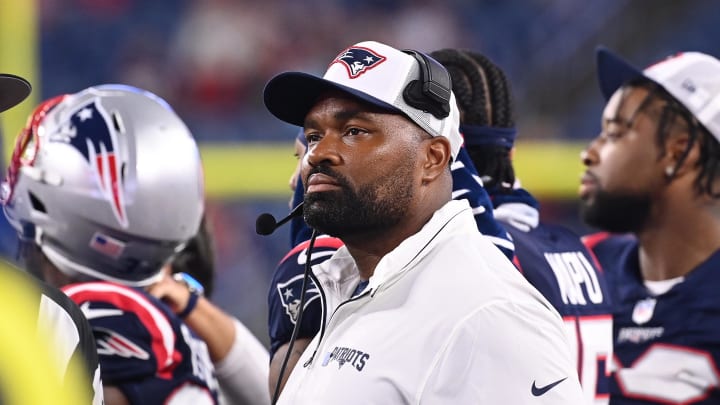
[303,166,414,239]
[580,189,651,233]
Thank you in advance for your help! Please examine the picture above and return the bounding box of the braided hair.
[696,125,720,198]
[429,49,516,191]
[652,85,720,198]
[627,79,720,198]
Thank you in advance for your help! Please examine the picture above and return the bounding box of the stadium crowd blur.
[4,0,719,343]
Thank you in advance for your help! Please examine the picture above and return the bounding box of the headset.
[401,49,452,119]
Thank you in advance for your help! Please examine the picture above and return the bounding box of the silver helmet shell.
[3,85,205,286]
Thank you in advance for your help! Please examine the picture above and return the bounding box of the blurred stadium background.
[1,0,719,345]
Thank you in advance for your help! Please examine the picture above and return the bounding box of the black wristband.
[177,290,199,319]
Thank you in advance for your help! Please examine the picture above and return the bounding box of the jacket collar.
[314,200,474,297]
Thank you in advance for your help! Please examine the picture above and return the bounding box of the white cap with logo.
[597,47,720,142]
[264,40,462,158]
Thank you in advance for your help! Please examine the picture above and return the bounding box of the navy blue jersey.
[267,236,344,357]
[63,281,219,404]
[491,188,613,404]
[509,223,613,316]
[585,234,720,404]
[582,232,634,306]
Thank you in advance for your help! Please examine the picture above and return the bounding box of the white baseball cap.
[263,40,462,159]
[597,46,720,141]
[0,74,31,113]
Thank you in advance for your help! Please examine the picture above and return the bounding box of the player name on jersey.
[545,251,604,306]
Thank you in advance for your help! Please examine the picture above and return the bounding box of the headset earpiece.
[402,49,452,119]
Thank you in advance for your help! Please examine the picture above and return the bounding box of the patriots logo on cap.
[681,79,696,92]
[333,46,387,78]
[49,99,128,227]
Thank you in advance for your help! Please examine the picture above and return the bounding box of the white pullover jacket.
[278,200,585,404]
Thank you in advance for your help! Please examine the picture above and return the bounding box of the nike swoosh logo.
[531,377,568,396]
[80,301,123,320]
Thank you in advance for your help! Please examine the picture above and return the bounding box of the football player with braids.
[2,85,221,404]
[430,48,614,404]
[0,74,103,404]
[580,48,720,404]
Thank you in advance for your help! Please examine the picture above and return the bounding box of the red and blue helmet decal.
[50,99,128,227]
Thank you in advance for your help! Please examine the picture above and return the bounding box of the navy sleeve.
[451,147,514,259]
[267,237,343,357]
[64,281,219,404]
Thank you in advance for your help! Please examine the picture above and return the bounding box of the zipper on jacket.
[303,276,372,367]
[303,270,327,367]
[302,208,461,367]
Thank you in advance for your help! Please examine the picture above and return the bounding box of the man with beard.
[266,125,514,398]
[266,92,519,398]
[262,40,584,404]
[580,47,720,404]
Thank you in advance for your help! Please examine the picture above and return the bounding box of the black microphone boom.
[255,202,304,235]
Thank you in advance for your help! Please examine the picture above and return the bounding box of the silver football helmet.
[2,85,205,286]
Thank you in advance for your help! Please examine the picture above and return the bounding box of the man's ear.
[421,137,451,182]
[665,129,701,178]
